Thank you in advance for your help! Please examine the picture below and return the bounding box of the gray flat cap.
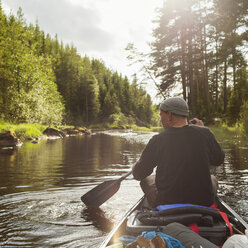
[160,97,189,117]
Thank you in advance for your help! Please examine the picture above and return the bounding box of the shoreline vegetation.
[0,121,245,145]
[0,6,157,131]
[0,122,162,142]
[0,122,89,142]
[1,4,248,138]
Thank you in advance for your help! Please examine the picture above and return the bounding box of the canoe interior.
[99,197,144,248]
[100,196,248,248]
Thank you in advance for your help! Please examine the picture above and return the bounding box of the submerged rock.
[0,130,22,148]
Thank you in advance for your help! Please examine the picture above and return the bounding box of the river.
[0,130,247,247]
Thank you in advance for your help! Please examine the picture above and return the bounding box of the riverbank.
[0,121,244,144]
[209,124,245,143]
[0,122,89,141]
[0,123,47,140]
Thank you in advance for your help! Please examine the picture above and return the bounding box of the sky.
[2,0,164,102]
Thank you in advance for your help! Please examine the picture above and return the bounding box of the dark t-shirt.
[133,125,225,206]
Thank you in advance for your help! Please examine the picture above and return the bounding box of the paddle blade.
[81,180,121,207]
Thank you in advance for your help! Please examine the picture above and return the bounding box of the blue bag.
[119,231,185,248]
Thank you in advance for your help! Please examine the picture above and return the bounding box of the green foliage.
[0,122,46,140]
[13,124,43,140]
[9,56,64,125]
[226,86,242,125]
[0,122,13,132]
[150,105,161,126]
[0,6,157,128]
[150,126,163,132]
[2,1,248,132]
[240,101,248,135]
[0,8,64,125]
[130,125,151,132]
[150,0,248,123]
[50,33,156,126]
[108,113,135,129]
[209,124,243,145]
[227,68,248,125]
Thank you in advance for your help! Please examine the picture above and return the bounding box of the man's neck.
[171,118,188,128]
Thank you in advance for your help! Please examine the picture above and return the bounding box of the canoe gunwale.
[216,196,248,231]
[99,196,144,248]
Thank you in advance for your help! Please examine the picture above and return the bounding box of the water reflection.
[0,130,247,247]
[216,141,248,221]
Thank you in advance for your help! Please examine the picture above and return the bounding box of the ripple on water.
[0,187,108,247]
[0,178,142,247]
[100,130,156,145]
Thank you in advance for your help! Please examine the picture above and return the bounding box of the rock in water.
[0,130,21,148]
[42,127,65,138]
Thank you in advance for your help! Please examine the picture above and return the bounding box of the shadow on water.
[0,147,19,156]
[81,207,114,232]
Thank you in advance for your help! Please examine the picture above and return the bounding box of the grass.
[0,122,75,140]
[88,122,163,133]
[210,124,242,138]
[0,122,47,140]
[208,123,248,146]
[130,125,163,133]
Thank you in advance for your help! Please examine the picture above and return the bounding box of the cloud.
[3,0,113,53]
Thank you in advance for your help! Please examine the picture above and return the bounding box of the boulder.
[84,129,92,135]
[63,128,79,135]
[0,130,21,147]
[63,127,91,135]
[76,127,91,135]
[43,127,65,138]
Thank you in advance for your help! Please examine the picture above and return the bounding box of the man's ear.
[168,111,173,121]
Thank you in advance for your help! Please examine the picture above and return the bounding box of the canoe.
[99,196,248,248]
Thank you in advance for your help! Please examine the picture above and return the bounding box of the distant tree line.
[0,3,156,127]
[150,0,248,126]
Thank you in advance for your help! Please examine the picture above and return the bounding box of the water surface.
[0,130,247,247]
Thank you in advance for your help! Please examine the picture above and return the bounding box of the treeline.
[0,4,156,127]
[150,0,248,126]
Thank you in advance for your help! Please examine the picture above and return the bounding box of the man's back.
[133,125,225,206]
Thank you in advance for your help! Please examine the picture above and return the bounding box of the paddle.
[81,170,132,207]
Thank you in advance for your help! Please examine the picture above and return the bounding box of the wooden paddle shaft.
[119,170,133,181]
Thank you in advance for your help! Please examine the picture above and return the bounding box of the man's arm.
[208,129,225,166]
[132,135,158,181]
[191,117,225,166]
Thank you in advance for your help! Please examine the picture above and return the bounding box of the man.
[132,97,225,207]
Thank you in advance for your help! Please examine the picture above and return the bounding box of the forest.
[147,0,248,128]
[0,2,155,128]
[0,0,248,131]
